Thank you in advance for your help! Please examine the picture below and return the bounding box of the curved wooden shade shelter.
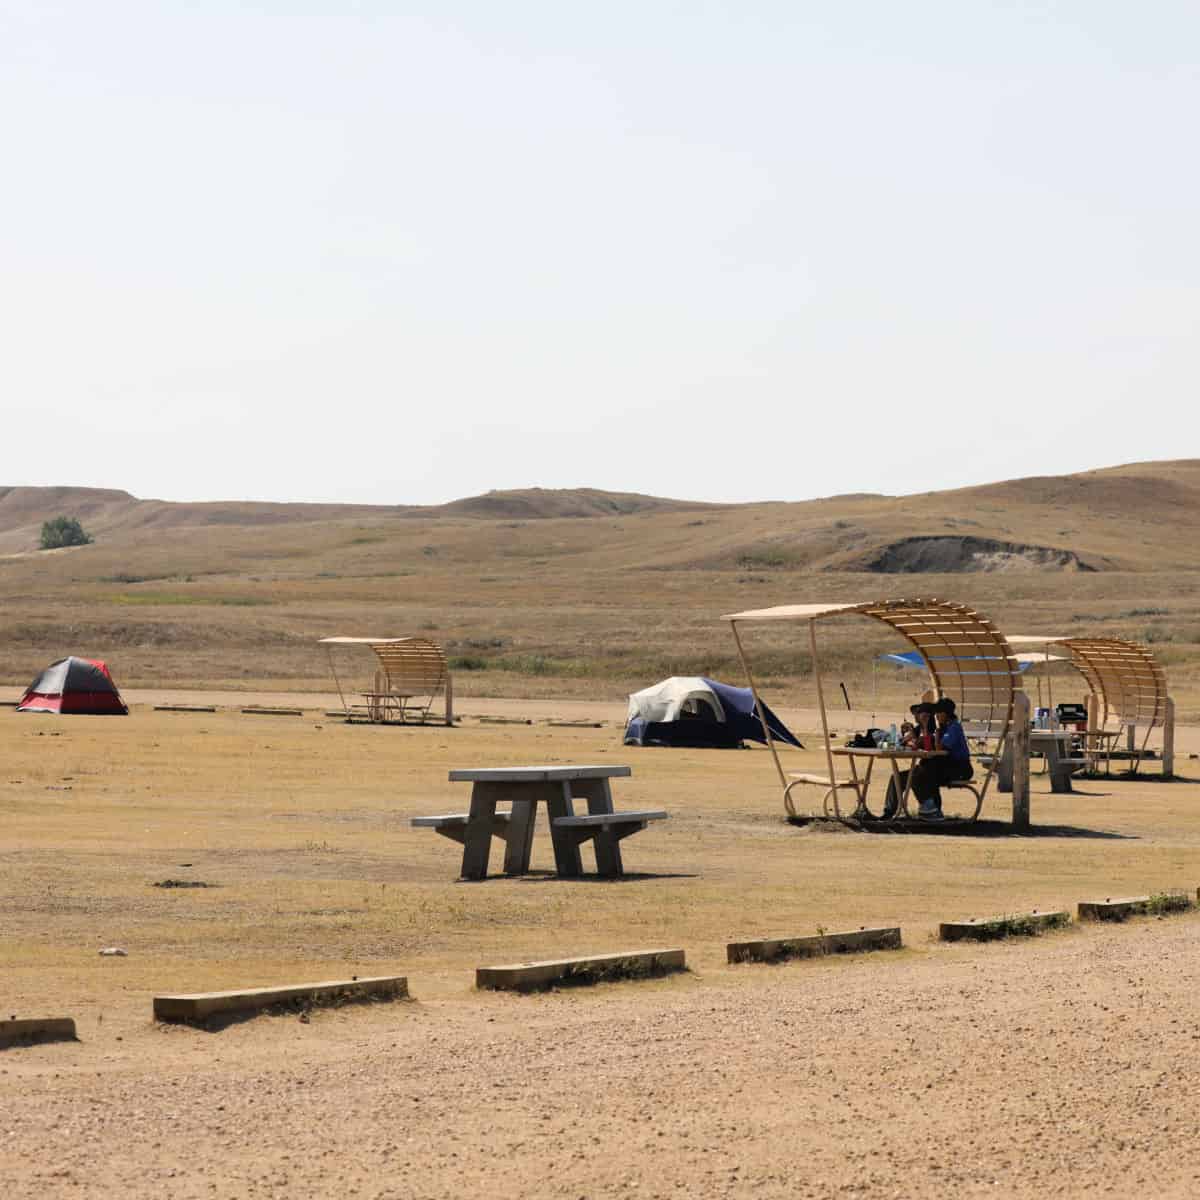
[319,636,453,725]
[724,599,1020,821]
[1008,634,1167,770]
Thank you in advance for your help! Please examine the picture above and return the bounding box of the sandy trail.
[4,917,1200,1199]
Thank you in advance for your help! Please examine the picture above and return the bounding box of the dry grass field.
[3,702,1200,1197]
[5,461,1200,1197]
[5,702,1199,1011]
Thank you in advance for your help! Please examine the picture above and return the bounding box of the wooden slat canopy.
[1007,634,1167,765]
[319,636,451,724]
[1061,637,1166,735]
[724,598,1020,821]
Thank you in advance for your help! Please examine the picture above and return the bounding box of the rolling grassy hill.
[2,460,1198,713]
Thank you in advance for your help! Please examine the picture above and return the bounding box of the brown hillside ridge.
[0,485,718,554]
[432,487,722,520]
[0,459,1197,708]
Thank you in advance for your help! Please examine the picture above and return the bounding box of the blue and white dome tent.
[623,676,802,750]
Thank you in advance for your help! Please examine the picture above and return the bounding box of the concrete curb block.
[1078,890,1195,921]
[939,910,1070,942]
[727,926,902,964]
[477,948,685,992]
[154,975,408,1023]
[0,1018,78,1047]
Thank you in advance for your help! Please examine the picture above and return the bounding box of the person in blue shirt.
[911,697,973,820]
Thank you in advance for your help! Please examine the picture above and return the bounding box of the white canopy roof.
[1004,634,1072,645]
[722,603,863,622]
[318,637,417,645]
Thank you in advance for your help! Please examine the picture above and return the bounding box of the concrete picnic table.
[997,729,1080,794]
[446,764,635,880]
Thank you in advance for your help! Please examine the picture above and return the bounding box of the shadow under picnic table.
[788,817,1134,840]
[455,870,700,883]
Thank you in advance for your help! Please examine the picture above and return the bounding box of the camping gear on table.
[623,676,802,749]
[17,657,129,715]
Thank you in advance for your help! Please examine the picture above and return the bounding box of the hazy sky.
[3,2,1197,505]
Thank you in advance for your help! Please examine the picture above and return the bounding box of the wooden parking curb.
[0,1018,77,1047]
[153,975,408,1023]
[939,910,1069,942]
[727,926,901,964]
[240,707,305,717]
[1078,892,1194,921]
[154,705,218,713]
[476,948,685,992]
[477,716,533,726]
[546,720,604,728]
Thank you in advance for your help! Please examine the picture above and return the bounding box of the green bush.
[449,655,489,671]
[40,516,93,550]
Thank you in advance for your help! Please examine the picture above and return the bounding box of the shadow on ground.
[789,817,1133,840]
[459,871,701,883]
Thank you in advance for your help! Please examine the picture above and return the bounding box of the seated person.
[881,702,936,818]
[910,697,973,820]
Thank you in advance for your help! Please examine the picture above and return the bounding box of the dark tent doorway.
[17,657,129,715]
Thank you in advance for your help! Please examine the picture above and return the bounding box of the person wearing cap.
[880,702,936,819]
[911,697,973,820]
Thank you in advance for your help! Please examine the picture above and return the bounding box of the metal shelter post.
[809,618,841,814]
[730,620,787,790]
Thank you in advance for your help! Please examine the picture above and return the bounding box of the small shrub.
[449,655,489,671]
[967,912,1069,941]
[100,572,165,584]
[40,516,93,550]
[1145,890,1192,916]
[496,654,556,676]
[736,550,795,569]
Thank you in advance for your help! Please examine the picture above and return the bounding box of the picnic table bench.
[413,765,666,880]
[996,729,1082,794]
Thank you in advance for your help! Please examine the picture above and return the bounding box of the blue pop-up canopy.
[624,676,802,749]
[877,650,1045,672]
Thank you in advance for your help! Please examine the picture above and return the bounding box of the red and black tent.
[17,657,129,715]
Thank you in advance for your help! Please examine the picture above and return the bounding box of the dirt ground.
[3,695,1200,1197]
